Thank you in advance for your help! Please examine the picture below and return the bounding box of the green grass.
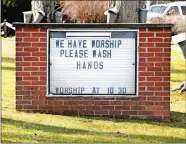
[170,44,186,114]
[1,37,186,143]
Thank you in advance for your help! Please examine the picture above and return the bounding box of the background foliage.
[2,0,16,7]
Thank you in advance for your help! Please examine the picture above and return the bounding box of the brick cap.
[13,22,173,29]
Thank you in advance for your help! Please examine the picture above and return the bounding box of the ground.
[1,37,186,143]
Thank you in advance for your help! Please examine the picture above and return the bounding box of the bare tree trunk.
[115,0,174,23]
[117,1,139,23]
[31,0,60,23]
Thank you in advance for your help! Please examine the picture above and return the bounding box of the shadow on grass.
[171,68,186,75]
[2,117,185,143]
[2,56,15,71]
[2,117,89,135]
[2,66,15,71]
[2,57,15,63]
[170,112,186,123]
[81,111,186,129]
[171,80,184,83]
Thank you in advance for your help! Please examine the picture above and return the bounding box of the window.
[150,6,168,13]
[181,6,186,15]
[166,6,180,15]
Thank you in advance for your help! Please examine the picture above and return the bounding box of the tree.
[108,0,147,23]
[31,0,60,23]
[116,1,140,23]
[113,0,175,23]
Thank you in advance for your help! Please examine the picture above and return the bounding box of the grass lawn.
[1,37,186,143]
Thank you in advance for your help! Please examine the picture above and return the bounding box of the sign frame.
[47,28,139,97]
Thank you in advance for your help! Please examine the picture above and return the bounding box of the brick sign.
[13,23,172,121]
[48,30,137,96]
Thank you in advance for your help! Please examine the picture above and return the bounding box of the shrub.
[147,15,186,35]
[60,1,108,23]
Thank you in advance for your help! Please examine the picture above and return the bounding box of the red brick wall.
[15,27,171,121]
